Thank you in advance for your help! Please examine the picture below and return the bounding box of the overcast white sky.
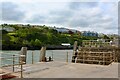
[0,0,119,34]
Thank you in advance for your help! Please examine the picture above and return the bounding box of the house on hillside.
[81,31,98,37]
[2,26,15,32]
[54,27,78,34]
[55,28,69,33]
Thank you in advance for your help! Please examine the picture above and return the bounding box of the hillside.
[1,24,100,50]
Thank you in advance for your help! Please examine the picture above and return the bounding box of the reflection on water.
[0,50,73,66]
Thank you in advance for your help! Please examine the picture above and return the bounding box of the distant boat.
[61,43,71,46]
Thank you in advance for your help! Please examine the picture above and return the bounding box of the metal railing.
[1,53,25,78]
[1,50,115,79]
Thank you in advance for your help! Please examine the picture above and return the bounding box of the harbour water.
[0,50,73,66]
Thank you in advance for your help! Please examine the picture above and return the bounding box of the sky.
[0,0,119,34]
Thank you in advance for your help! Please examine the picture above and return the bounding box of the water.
[0,50,73,66]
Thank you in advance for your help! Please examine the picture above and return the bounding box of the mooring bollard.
[12,55,15,72]
[32,51,34,64]
[20,47,27,64]
[66,52,68,63]
[40,47,46,62]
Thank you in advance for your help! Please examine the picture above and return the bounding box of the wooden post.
[66,52,68,63]
[78,46,81,50]
[112,50,115,62]
[99,53,101,65]
[32,51,34,64]
[20,55,25,78]
[73,41,77,51]
[40,47,46,62]
[20,47,27,64]
[12,55,15,72]
[103,53,105,65]
[52,53,53,61]
[102,53,104,65]
[83,51,85,63]
[110,52,112,63]
[20,62,23,78]
[19,56,20,66]
[72,41,77,62]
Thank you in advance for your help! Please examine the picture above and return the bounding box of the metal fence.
[1,53,25,78]
[0,50,73,78]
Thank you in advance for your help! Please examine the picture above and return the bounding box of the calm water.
[0,50,73,66]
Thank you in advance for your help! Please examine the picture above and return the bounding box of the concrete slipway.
[2,61,119,78]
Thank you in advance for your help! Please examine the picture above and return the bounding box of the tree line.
[1,24,110,50]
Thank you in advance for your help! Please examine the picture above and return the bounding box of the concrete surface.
[19,61,119,78]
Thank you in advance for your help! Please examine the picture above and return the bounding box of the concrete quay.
[17,61,119,78]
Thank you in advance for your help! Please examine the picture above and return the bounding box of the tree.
[2,30,8,34]
[103,35,110,42]
[23,40,29,46]
[34,39,42,46]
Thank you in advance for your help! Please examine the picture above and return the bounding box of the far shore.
[1,45,73,50]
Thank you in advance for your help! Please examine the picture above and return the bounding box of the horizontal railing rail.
[1,53,25,78]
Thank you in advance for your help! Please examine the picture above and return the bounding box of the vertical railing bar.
[12,55,15,72]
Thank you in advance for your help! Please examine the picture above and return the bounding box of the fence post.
[103,53,105,65]
[113,50,116,62]
[20,55,25,78]
[12,55,15,72]
[52,53,53,61]
[20,62,23,78]
[72,41,77,63]
[19,56,21,66]
[32,51,34,64]
[66,52,68,63]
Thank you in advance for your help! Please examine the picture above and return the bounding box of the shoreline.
[1,48,73,51]
[2,45,73,50]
